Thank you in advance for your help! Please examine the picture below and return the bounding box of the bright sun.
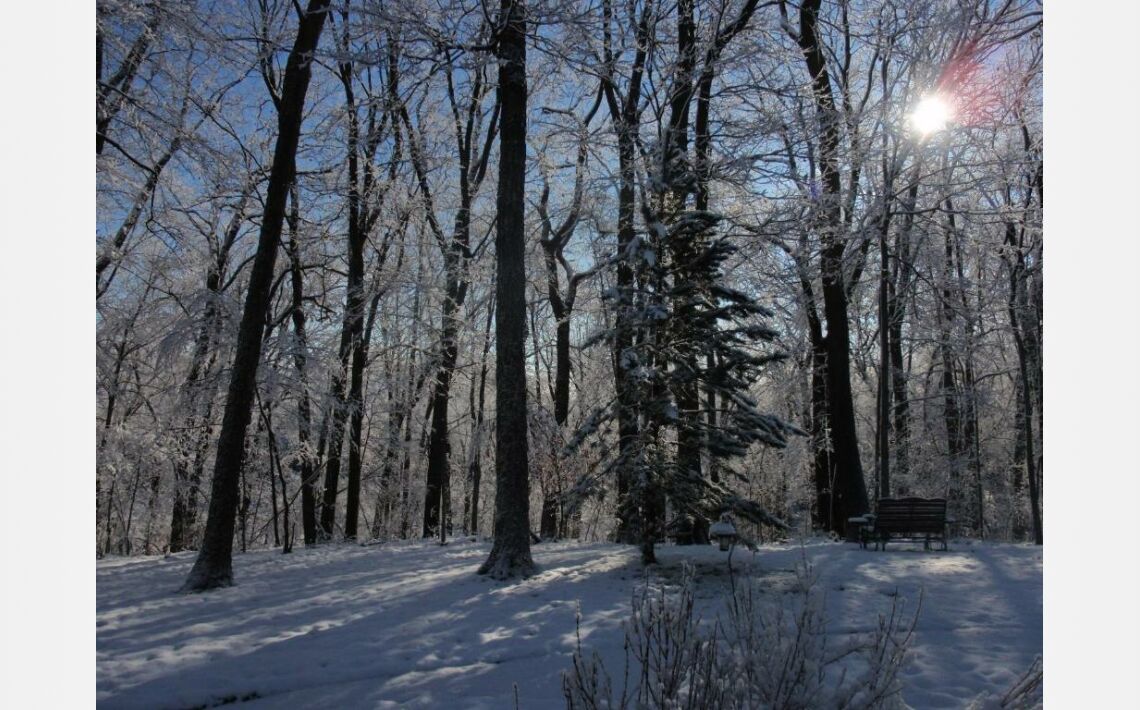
[911,95,953,136]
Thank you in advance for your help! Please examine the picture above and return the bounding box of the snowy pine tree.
[570,142,802,563]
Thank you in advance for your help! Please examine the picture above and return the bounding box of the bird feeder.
[709,515,738,551]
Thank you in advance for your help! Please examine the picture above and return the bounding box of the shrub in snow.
[563,562,919,709]
[965,656,1042,710]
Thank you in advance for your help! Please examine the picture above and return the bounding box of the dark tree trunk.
[799,0,869,531]
[423,291,461,538]
[479,0,535,579]
[181,0,331,592]
[168,316,216,553]
[285,186,319,546]
[539,495,558,540]
[1012,306,1041,545]
[536,100,596,541]
[467,293,494,536]
[552,315,570,426]
[877,210,891,500]
[318,340,352,538]
[320,47,372,540]
[939,218,965,519]
[1005,221,1042,545]
[800,285,832,530]
[337,49,372,542]
[1010,374,1029,541]
[820,294,867,529]
[952,214,984,536]
[611,132,640,545]
[664,0,702,549]
[409,55,494,541]
[376,401,402,539]
[810,350,833,528]
[343,306,367,540]
[887,182,917,486]
[599,0,652,545]
[257,392,289,551]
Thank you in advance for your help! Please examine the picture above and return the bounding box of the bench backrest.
[875,497,947,533]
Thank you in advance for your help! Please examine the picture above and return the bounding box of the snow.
[97,538,1041,709]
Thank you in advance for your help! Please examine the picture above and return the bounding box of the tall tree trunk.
[600,0,652,545]
[181,0,331,592]
[664,0,703,549]
[1005,222,1042,545]
[321,46,372,540]
[1010,373,1029,541]
[479,0,534,579]
[939,214,964,519]
[318,334,353,538]
[876,204,892,500]
[411,55,493,540]
[338,51,371,542]
[799,0,869,532]
[285,185,319,546]
[423,285,462,538]
[467,293,494,536]
[168,309,215,552]
[951,211,984,536]
[886,184,916,488]
[343,301,367,540]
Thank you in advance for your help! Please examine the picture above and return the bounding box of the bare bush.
[563,562,919,709]
[966,656,1042,710]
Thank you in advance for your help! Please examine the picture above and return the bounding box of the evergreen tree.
[571,151,801,563]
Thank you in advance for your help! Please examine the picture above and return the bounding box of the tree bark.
[479,0,534,579]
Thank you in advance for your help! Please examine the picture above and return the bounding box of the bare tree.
[182,0,333,592]
[478,0,535,580]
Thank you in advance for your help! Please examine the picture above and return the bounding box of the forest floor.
[96,537,1042,709]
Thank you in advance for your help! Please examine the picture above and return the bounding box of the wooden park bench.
[862,497,950,551]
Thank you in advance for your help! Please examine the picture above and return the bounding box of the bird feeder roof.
[709,521,737,537]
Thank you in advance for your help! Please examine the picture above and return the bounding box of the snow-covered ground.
[96,538,1041,708]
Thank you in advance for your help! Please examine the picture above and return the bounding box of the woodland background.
[95,0,1042,560]
[0,0,1137,704]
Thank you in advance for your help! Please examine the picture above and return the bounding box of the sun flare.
[911,95,953,136]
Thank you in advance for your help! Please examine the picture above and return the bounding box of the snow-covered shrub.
[563,566,724,709]
[563,562,919,709]
[719,562,916,709]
